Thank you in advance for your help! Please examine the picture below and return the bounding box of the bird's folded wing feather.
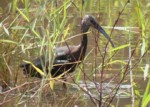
[20,45,75,68]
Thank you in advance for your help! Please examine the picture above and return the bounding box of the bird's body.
[20,15,114,78]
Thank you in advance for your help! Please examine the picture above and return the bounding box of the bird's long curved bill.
[97,25,114,47]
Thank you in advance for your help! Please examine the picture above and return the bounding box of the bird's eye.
[90,19,94,22]
[90,19,95,24]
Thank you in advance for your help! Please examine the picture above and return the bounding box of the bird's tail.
[19,63,29,68]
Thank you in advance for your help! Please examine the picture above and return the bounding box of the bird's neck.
[80,33,88,49]
[77,33,87,61]
[79,24,89,59]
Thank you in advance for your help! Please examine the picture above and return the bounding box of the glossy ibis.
[20,15,114,79]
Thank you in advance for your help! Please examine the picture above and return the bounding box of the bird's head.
[82,15,96,28]
[82,15,114,47]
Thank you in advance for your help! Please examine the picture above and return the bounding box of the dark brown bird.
[20,15,114,79]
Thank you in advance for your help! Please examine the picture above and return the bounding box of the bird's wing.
[20,45,77,68]
[53,45,76,65]
[20,55,46,69]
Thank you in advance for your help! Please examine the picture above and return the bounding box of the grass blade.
[16,7,30,22]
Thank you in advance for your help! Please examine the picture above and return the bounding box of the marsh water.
[0,1,150,107]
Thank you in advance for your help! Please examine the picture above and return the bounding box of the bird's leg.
[62,75,67,89]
